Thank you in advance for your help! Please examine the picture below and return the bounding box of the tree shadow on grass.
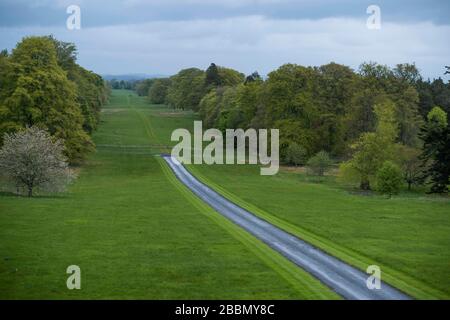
[0,191,70,199]
[0,191,18,197]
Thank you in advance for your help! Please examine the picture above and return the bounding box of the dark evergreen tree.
[420,107,450,193]
[244,71,262,84]
[205,63,221,87]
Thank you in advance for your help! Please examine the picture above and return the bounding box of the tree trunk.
[27,186,33,197]
[360,179,371,190]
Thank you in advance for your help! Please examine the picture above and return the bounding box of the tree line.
[136,62,450,194]
[0,36,109,164]
[110,79,136,90]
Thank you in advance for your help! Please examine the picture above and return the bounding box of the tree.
[393,63,422,84]
[205,63,244,88]
[346,86,379,141]
[68,66,108,133]
[148,78,170,104]
[0,48,17,140]
[420,106,450,193]
[245,71,262,84]
[0,36,98,163]
[109,79,120,89]
[135,79,155,96]
[390,70,423,147]
[48,35,77,70]
[344,132,383,189]
[216,86,241,130]
[430,79,450,119]
[416,78,450,121]
[354,62,422,147]
[393,84,422,147]
[315,63,356,155]
[341,99,398,190]
[237,79,264,128]
[263,64,321,156]
[166,68,206,110]
[285,142,308,166]
[261,63,361,157]
[199,88,221,128]
[199,86,240,129]
[376,161,403,197]
[49,36,108,134]
[217,66,245,87]
[205,63,221,87]
[0,127,74,197]
[396,145,422,190]
[306,151,332,176]
[359,61,393,80]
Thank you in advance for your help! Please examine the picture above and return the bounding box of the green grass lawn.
[2,89,448,300]
[0,90,337,299]
[188,163,450,299]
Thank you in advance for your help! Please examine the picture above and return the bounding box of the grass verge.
[187,165,449,299]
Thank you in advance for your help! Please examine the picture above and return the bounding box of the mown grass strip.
[157,157,340,300]
[127,93,159,145]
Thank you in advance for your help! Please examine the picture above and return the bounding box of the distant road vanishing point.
[163,155,411,300]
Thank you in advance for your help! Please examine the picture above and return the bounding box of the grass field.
[0,90,338,299]
[1,89,448,300]
[188,162,450,299]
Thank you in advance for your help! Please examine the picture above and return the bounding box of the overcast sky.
[0,0,449,79]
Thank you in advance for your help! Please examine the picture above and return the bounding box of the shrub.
[376,161,403,197]
[285,142,308,166]
[306,151,332,176]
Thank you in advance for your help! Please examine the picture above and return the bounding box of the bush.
[376,161,403,197]
[306,151,332,176]
[0,127,75,197]
[285,142,308,166]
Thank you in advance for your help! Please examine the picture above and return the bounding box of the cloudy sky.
[0,0,449,79]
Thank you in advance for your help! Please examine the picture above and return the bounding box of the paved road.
[163,155,410,300]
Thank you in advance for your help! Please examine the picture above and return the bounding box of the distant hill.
[102,74,169,81]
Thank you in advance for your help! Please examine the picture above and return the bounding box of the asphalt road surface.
[163,155,411,300]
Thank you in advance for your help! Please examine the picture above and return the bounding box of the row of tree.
[110,79,135,90]
[0,36,109,164]
[133,63,246,108]
[138,62,449,193]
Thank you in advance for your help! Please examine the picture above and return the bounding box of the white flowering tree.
[0,127,74,197]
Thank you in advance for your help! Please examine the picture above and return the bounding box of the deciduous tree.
[148,78,170,104]
[340,99,398,190]
[0,127,74,197]
[0,36,94,163]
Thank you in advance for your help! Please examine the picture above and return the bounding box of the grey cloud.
[1,15,448,79]
[1,0,449,27]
